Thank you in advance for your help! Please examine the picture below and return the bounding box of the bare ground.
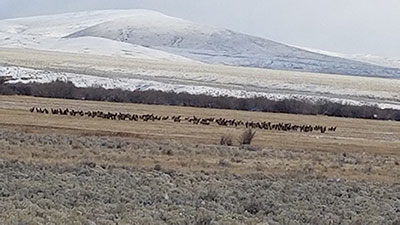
[0,96,400,224]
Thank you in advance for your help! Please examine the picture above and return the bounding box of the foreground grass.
[1,127,400,224]
[0,96,400,224]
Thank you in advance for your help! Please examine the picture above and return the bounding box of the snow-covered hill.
[65,10,400,78]
[0,10,197,62]
[299,47,400,69]
[0,9,399,78]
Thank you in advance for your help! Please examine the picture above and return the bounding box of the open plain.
[1,95,400,224]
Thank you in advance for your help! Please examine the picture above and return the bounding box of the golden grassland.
[1,95,399,182]
[2,96,400,224]
[1,95,399,153]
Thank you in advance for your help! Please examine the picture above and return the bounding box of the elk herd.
[30,107,337,133]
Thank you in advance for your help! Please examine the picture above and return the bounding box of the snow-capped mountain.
[0,9,399,78]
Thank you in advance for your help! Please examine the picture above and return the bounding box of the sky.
[0,0,399,57]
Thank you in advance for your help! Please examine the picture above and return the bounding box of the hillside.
[0,10,196,62]
[0,9,399,77]
[300,47,400,69]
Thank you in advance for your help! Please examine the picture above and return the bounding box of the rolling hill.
[0,9,399,78]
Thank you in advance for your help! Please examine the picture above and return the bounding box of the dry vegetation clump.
[220,134,233,146]
[218,159,231,167]
[238,129,256,145]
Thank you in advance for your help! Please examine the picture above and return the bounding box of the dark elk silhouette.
[29,107,337,134]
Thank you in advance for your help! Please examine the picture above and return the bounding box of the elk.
[28,107,337,134]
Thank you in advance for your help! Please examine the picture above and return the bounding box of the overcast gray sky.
[0,0,399,57]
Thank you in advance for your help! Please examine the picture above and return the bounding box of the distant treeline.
[1,79,399,121]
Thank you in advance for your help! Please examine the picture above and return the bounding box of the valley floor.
[1,47,400,110]
[0,96,400,224]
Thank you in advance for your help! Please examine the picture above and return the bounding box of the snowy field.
[1,47,399,110]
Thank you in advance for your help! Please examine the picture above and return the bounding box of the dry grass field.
[1,95,400,224]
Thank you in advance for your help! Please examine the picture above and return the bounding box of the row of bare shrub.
[1,80,399,121]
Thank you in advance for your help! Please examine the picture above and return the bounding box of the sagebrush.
[238,129,256,145]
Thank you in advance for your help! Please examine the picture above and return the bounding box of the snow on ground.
[64,10,400,78]
[0,10,197,63]
[0,10,161,37]
[348,54,400,69]
[0,33,196,62]
[2,65,399,110]
[300,47,400,69]
[1,10,399,110]
[1,9,399,77]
